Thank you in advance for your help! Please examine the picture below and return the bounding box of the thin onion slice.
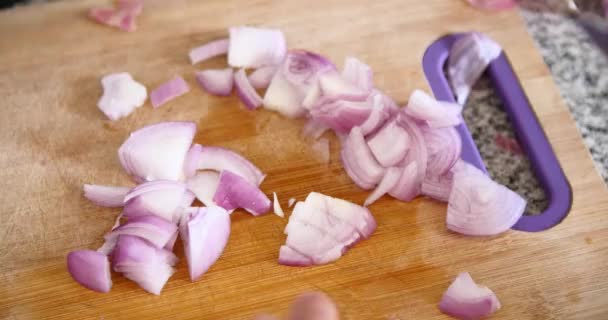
[150,76,190,108]
[366,119,410,167]
[105,215,178,249]
[186,171,221,207]
[249,66,278,89]
[340,127,385,190]
[422,125,462,176]
[67,250,112,293]
[364,167,402,206]
[123,180,195,223]
[389,114,428,201]
[405,90,462,128]
[273,192,285,218]
[448,32,502,105]
[213,170,271,216]
[180,206,230,281]
[234,68,263,110]
[195,68,234,96]
[186,144,265,186]
[83,184,130,207]
[189,38,229,65]
[447,161,526,236]
[97,72,147,121]
[118,121,196,182]
[228,26,286,68]
[439,272,501,319]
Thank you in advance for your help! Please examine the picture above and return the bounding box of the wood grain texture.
[1,0,607,319]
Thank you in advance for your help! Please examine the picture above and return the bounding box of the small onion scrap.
[189,38,229,65]
[439,272,501,319]
[83,184,130,208]
[150,76,190,108]
[67,250,112,293]
[97,72,147,121]
[195,68,234,96]
[228,26,287,68]
[89,0,143,32]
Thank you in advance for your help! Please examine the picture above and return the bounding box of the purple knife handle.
[422,34,573,232]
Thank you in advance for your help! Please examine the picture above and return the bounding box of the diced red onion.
[186,171,220,207]
[228,26,286,68]
[273,192,285,218]
[389,114,428,201]
[234,68,263,110]
[67,250,112,293]
[105,215,178,249]
[97,72,147,121]
[364,166,402,206]
[123,180,195,223]
[249,66,278,89]
[448,32,502,105]
[341,57,373,92]
[180,206,230,281]
[340,127,385,190]
[195,68,234,96]
[439,272,501,319]
[447,161,526,236]
[83,184,130,207]
[421,172,453,202]
[213,170,271,216]
[366,119,410,167]
[189,38,229,65]
[465,0,517,11]
[317,71,369,100]
[185,144,265,186]
[404,90,462,128]
[150,76,190,108]
[358,93,395,136]
[118,121,196,182]
[89,0,143,32]
[305,192,376,239]
[422,126,462,176]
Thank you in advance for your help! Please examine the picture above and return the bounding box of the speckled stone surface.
[464,3,608,215]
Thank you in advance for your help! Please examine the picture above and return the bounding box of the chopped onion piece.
[234,68,263,110]
[118,121,196,182]
[342,57,373,92]
[447,161,526,236]
[195,68,234,96]
[358,93,394,136]
[83,184,130,207]
[186,171,220,207]
[389,114,428,201]
[213,170,271,216]
[180,206,230,281]
[366,119,410,167]
[448,33,502,105]
[123,180,195,223]
[364,167,402,206]
[249,66,278,89]
[187,144,265,186]
[67,250,112,293]
[89,0,143,32]
[405,90,462,128]
[150,76,190,108]
[228,26,286,68]
[105,215,178,249]
[288,198,296,208]
[421,172,453,202]
[97,73,147,121]
[273,192,285,218]
[439,272,501,319]
[340,127,385,190]
[423,126,462,176]
[189,38,229,65]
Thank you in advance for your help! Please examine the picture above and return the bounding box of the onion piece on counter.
[234,68,263,110]
[447,161,526,236]
[186,171,221,207]
[97,73,147,121]
[279,192,376,266]
[89,0,143,32]
[118,121,196,182]
[288,198,296,208]
[189,38,229,65]
[439,272,501,319]
[67,250,112,293]
[341,127,385,190]
[364,166,402,206]
[112,235,177,295]
[263,50,336,118]
[83,184,130,207]
[150,76,190,108]
[195,68,234,96]
[422,126,462,176]
[389,114,428,201]
[104,215,178,249]
[465,0,517,11]
[341,57,373,92]
[228,26,286,68]
[358,93,395,136]
[273,192,285,218]
[213,170,271,216]
[249,66,278,89]
[404,90,462,128]
[448,32,502,105]
[180,206,230,281]
[185,144,265,186]
[123,180,195,223]
[366,119,410,167]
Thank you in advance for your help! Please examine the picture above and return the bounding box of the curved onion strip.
[213,170,271,216]
[118,121,196,182]
[228,26,286,68]
[234,68,263,110]
[310,95,373,134]
[123,180,195,223]
[186,171,221,207]
[195,68,234,96]
[150,76,190,109]
[273,192,285,218]
[67,250,112,293]
[447,161,526,236]
[180,206,230,281]
[366,119,410,167]
[422,126,462,175]
[364,167,402,206]
[105,215,178,249]
[189,38,229,65]
[389,114,428,201]
[439,272,501,319]
[340,127,385,190]
[83,184,130,207]
[188,145,265,186]
[249,66,278,89]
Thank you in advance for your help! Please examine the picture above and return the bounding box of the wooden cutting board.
[1,0,607,319]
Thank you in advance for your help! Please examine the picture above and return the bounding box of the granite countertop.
[466,1,608,215]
